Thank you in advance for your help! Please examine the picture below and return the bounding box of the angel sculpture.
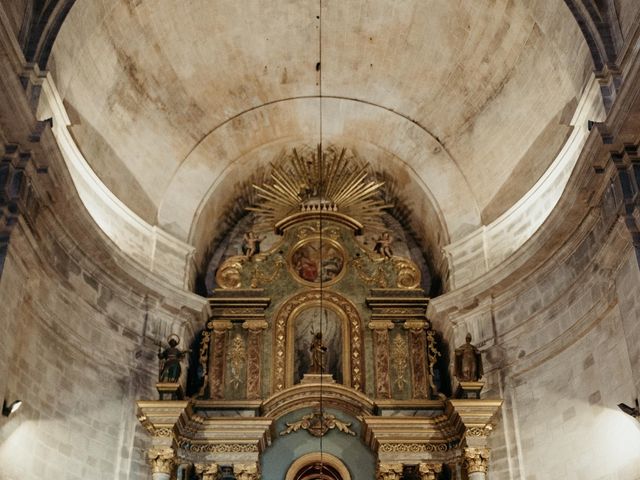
[242,231,265,258]
[373,231,393,259]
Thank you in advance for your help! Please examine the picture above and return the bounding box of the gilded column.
[243,320,268,400]
[418,463,442,480]
[464,447,490,480]
[233,463,260,480]
[377,463,403,480]
[194,463,220,480]
[209,320,233,399]
[147,447,176,480]
[404,320,429,399]
[369,320,393,398]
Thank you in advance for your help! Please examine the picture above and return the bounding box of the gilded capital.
[369,320,394,330]
[194,463,220,480]
[233,463,260,480]
[464,447,490,474]
[403,320,427,331]
[418,463,442,480]
[147,447,176,475]
[377,463,404,480]
[242,320,269,331]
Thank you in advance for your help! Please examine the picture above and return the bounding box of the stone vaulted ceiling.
[48,0,592,262]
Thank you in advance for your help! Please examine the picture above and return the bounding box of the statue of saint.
[373,231,393,259]
[454,333,483,382]
[158,334,190,383]
[242,231,265,258]
[309,332,328,374]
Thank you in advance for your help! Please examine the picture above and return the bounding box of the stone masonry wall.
[0,207,204,480]
[434,197,640,479]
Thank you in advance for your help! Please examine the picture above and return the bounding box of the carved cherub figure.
[242,231,265,258]
[373,231,393,259]
[454,333,483,382]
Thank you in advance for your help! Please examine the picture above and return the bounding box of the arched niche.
[273,291,365,392]
[285,452,352,480]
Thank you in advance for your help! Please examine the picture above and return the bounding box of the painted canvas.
[290,238,345,285]
[293,306,343,384]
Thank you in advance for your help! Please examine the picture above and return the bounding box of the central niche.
[291,304,345,384]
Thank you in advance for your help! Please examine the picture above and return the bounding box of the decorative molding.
[176,440,259,454]
[379,443,450,453]
[371,325,392,399]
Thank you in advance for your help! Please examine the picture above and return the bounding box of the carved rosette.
[404,321,429,399]
[147,447,176,475]
[233,463,260,480]
[194,463,220,480]
[243,320,268,399]
[377,463,404,480]
[464,447,490,474]
[273,291,364,392]
[369,321,393,398]
[418,463,442,480]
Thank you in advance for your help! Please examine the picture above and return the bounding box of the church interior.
[1,1,640,479]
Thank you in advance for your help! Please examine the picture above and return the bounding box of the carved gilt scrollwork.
[390,334,409,390]
[391,257,421,289]
[216,256,246,289]
[228,333,246,390]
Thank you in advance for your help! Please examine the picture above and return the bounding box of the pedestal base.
[456,381,484,399]
[300,373,336,385]
[156,382,184,400]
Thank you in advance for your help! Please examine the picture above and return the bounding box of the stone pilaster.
[418,463,442,480]
[243,320,268,400]
[233,463,260,480]
[194,463,220,480]
[376,463,403,480]
[369,320,393,398]
[147,447,176,480]
[463,447,490,479]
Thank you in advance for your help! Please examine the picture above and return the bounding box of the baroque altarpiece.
[137,146,502,480]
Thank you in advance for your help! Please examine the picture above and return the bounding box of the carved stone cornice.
[136,400,190,438]
[233,463,260,480]
[366,289,430,322]
[418,462,443,480]
[147,447,176,475]
[377,463,403,480]
[194,463,220,480]
[463,447,490,474]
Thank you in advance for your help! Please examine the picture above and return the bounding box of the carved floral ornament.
[464,447,490,474]
[147,447,175,474]
[280,411,356,437]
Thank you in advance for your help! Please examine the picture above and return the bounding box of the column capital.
[464,447,490,474]
[242,319,269,331]
[147,447,176,475]
[194,463,220,480]
[377,463,403,480]
[233,463,260,480]
[418,462,442,480]
[369,320,394,330]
